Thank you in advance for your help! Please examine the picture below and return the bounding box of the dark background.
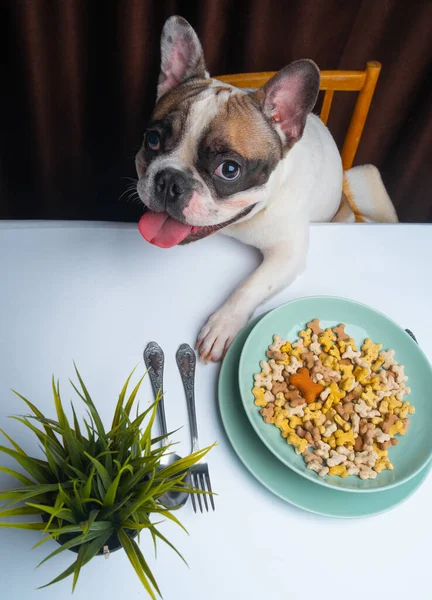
[1,0,431,223]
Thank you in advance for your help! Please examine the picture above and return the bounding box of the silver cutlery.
[144,342,189,508]
[176,343,215,513]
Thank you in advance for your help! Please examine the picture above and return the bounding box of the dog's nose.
[154,168,191,204]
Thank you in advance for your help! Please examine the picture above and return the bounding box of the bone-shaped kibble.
[254,373,273,390]
[379,349,396,369]
[260,360,271,375]
[284,356,303,375]
[342,345,361,360]
[308,461,329,477]
[268,359,284,382]
[327,449,348,467]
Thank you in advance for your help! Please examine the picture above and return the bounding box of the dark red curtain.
[1,0,432,222]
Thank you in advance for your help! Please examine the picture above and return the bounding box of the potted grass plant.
[0,366,212,597]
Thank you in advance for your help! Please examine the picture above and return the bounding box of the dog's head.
[136,16,320,248]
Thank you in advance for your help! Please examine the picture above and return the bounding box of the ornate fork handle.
[176,344,199,454]
[144,342,167,437]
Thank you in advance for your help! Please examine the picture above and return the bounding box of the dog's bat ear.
[253,60,320,147]
[157,16,207,100]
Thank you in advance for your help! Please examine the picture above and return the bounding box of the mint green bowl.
[238,297,432,493]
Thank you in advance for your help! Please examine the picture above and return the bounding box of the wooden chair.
[215,61,381,171]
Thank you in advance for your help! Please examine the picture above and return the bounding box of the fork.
[176,343,215,513]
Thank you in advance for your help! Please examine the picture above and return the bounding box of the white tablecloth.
[1,222,431,600]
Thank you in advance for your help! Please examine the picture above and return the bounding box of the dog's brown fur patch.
[206,93,282,162]
[152,78,213,121]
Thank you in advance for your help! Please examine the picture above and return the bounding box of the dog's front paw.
[196,308,249,363]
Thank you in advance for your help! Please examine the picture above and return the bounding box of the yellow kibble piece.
[276,356,290,366]
[299,329,312,347]
[389,420,406,436]
[328,345,341,359]
[334,414,350,432]
[287,432,308,454]
[290,347,304,360]
[308,402,322,411]
[252,387,267,407]
[319,329,336,352]
[274,411,289,428]
[372,356,385,371]
[274,393,286,407]
[280,342,292,354]
[338,338,357,353]
[326,408,337,419]
[368,376,383,392]
[373,444,388,459]
[319,426,326,434]
[327,435,336,449]
[328,465,349,477]
[323,355,339,369]
[335,429,355,446]
[388,395,402,409]
[303,409,322,421]
[379,400,389,414]
[371,416,383,425]
[323,399,332,413]
[393,408,400,416]
[354,366,370,385]
[340,377,355,392]
[339,364,354,379]
[408,405,415,415]
[374,457,394,473]
[289,415,302,429]
[281,425,294,438]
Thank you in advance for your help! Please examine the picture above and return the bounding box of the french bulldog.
[136,16,342,362]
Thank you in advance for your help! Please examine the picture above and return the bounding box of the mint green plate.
[219,316,432,518]
[238,297,432,493]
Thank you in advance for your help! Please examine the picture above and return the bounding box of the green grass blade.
[82,467,95,499]
[0,506,44,518]
[72,365,106,441]
[36,527,110,568]
[0,428,26,454]
[83,452,112,491]
[71,403,84,443]
[150,509,189,535]
[0,521,47,530]
[128,533,161,596]
[111,367,138,430]
[0,445,50,483]
[26,503,75,523]
[123,375,145,419]
[103,464,133,507]
[80,509,99,535]
[38,529,112,591]
[118,530,158,600]
[11,390,62,446]
[0,466,34,486]
[156,445,215,480]
[152,526,188,566]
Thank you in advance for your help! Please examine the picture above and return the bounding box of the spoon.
[143,342,190,508]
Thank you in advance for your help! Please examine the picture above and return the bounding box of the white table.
[1,222,431,600]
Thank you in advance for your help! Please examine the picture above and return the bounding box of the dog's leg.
[197,227,308,362]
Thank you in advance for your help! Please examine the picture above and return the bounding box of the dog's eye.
[145,131,161,151]
[214,161,241,181]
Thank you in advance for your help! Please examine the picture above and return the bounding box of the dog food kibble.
[254,320,414,479]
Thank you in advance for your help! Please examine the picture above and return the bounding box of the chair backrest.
[214,61,381,170]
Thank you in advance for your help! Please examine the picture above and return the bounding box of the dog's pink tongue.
[138,211,193,248]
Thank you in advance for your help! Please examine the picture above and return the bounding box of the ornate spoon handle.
[144,342,167,437]
[176,344,199,453]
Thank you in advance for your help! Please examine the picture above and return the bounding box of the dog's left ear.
[157,16,207,100]
[253,60,320,147]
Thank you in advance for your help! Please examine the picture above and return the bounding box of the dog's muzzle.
[154,168,192,206]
